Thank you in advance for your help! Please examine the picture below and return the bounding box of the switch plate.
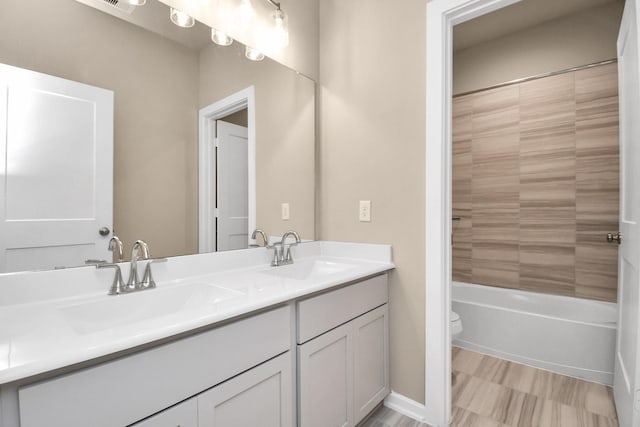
[359,200,371,222]
[281,203,290,220]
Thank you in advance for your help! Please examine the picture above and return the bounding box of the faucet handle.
[141,258,167,289]
[97,263,126,295]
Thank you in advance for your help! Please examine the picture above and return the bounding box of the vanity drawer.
[18,305,291,427]
[297,274,388,344]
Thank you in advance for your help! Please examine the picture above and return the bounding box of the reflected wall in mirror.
[0,0,315,273]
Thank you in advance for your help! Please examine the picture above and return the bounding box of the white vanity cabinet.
[4,268,392,427]
[297,274,390,427]
[134,352,292,427]
[198,352,293,427]
[18,306,292,427]
[132,399,199,427]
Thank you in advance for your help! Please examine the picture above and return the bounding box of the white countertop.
[0,241,393,385]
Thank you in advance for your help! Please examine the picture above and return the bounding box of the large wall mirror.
[0,0,315,273]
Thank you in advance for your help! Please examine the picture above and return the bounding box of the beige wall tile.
[519,73,577,296]
[453,96,473,282]
[451,63,619,302]
[471,127,520,288]
[575,63,620,302]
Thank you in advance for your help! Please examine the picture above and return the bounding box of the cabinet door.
[131,399,197,427]
[298,322,353,427]
[198,352,293,427]
[353,305,389,424]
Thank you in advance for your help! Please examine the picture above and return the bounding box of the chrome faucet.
[270,230,301,267]
[97,239,166,295]
[108,236,124,263]
[126,240,150,291]
[251,228,269,247]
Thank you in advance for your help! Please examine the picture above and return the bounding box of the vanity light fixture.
[245,46,264,61]
[269,1,289,49]
[211,28,233,46]
[170,7,195,28]
[126,0,146,5]
[207,0,289,54]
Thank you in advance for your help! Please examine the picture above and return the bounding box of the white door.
[0,63,113,272]
[614,1,640,425]
[216,120,249,251]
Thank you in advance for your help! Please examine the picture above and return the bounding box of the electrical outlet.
[281,203,290,220]
[359,200,371,222]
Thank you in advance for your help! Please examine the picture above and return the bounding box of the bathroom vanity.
[0,242,393,427]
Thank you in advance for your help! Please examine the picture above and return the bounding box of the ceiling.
[453,0,623,51]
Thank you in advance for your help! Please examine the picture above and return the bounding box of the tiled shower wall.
[452,62,619,302]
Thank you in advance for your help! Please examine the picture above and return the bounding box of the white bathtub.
[452,282,617,385]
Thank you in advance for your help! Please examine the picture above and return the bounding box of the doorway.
[198,86,256,253]
[426,0,632,425]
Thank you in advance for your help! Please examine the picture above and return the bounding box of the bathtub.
[452,281,617,385]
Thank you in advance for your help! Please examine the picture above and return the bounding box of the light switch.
[281,203,290,220]
[359,200,371,222]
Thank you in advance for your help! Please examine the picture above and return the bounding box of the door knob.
[606,232,622,244]
[99,227,111,236]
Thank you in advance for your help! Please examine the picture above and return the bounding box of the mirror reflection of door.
[0,64,113,272]
[216,114,249,251]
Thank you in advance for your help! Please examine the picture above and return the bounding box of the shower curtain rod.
[453,58,618,98]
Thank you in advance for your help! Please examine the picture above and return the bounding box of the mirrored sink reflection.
[60,283,244,334]
[260,259,357,281]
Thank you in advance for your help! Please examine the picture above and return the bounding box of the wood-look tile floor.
[451,347,618,427]
[362,347,618,427]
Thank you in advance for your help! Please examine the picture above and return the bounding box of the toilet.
[451,311,463,341]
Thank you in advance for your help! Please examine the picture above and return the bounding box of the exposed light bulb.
[211,29,233,46]
[245,46,264,61]
[126,0,146,5]
[271,9,289,49]
[236,0,255,29]
[170,8,195,28]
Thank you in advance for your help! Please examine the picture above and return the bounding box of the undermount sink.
[60,283,244,334]
[261,259,356,281]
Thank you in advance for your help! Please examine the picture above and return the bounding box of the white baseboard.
[383,391,427,423]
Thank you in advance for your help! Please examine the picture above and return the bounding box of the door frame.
[198,86,256,253]
[424,0,521,425]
